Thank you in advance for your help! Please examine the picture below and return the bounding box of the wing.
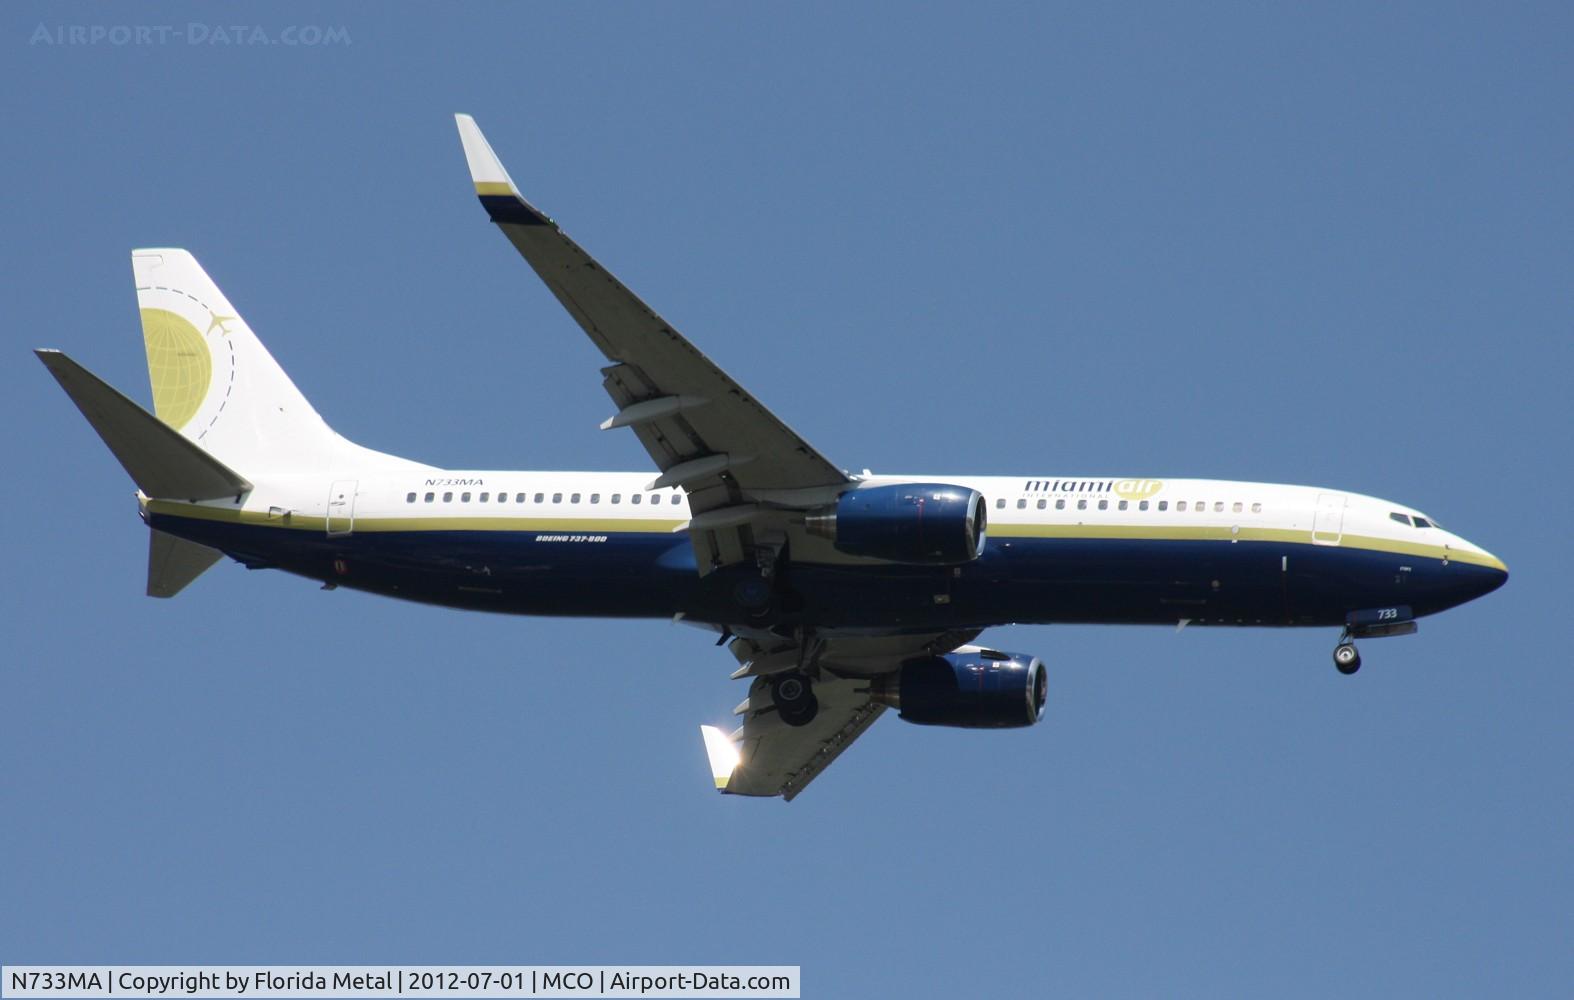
[700,628,983,800]
[704,680,885,801]
[455,115,850,573]
[449,117,990,799]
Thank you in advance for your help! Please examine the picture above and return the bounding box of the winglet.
[454,114,552,226]
[700,725,740,792]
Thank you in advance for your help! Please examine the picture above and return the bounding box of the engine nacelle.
[804,483,987,565]
[871,649,1046,728]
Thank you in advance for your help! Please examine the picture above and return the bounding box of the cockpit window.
[1390,512,1412,526]
[1413,516,1432,529]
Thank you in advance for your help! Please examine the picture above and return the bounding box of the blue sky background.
[3,3,1570,996]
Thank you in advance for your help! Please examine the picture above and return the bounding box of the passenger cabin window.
[591,493,600,504]
[612,494,621,504]
[1056,499,1066,510]
[424,492,435,503]
[1232,502,1242,513]
[1017,499,1027,509]
[1177,502,1187,512]
[498,493,507,503]
[479,492,489,502]
[571,493,581,504]
[1037,499,1047,510]
[552,493,562,503]
[1213,501,1224,512]
[1077,499,1087,510]
[443,492,453,502]
[1139,500,1149,511]
[1119,500,1128,511]
[672,494,682,505]
[406,492,416,503]
[631,494,642,504]
[1250,502,1261,513]
[1196,501,1205,512]
[531,493,541,503]
[996,498,1006,509]
[1098,499,1108,510]
[1158,501,1168,511]
[1390,512,1412,526]
[461,492,471,503]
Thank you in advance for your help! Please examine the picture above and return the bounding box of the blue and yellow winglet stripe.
[456,113,553,226]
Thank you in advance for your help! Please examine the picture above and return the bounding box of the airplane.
[36,115,1509,800]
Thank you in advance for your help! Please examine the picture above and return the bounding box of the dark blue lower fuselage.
[149,512,1507,632]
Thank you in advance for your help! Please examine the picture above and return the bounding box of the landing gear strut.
[771,671,819,727]
[1330,614,1419,674]
[1333,636,1361,675]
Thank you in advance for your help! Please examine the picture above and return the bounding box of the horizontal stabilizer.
[147,529,222,598]
[35,349,252,500]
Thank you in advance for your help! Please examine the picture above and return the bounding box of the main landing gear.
[769,627,823,727]
[771,672,819,727]
[1333,639,1362,675]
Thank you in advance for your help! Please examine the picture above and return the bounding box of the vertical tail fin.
[134,249,377,474]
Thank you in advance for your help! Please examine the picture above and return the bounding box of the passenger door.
[326,480,358,537]
[1312,492,1345,545]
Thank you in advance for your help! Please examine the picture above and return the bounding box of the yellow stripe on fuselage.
[993,523,1302,544]
[142,500,1505,570]
[987,522,1506,570]
[1342,533,1506,571]
[143,500,687,535]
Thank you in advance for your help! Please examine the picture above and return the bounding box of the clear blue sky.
[4,3,1569,996]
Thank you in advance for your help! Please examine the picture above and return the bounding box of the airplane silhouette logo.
[205,312,237,336]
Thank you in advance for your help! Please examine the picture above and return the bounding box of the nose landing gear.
[1331,611,1420,674]
[1333,639,1362,675]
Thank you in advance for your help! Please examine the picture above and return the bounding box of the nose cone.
[1477,563,1509,598]
[1484,556,1508,591]
[1455,546,1508,604]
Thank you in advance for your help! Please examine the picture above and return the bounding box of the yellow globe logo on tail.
[139,307,212,431]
